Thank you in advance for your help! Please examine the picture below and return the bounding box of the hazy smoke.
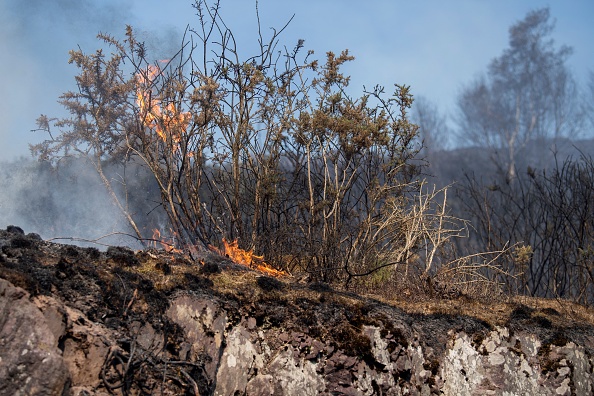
[0,0,139,160]
[0,1,183,247]
[0,157,168,249]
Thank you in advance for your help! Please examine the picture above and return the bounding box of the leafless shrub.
[460,153,594,305]
[33,1,521,298]
[432,244,516,300]
[349,183,516,300]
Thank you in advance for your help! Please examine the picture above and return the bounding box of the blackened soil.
[2,225,594,382]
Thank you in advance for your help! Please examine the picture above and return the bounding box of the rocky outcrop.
[1,225,594,395]
[442,327,593,395]
[0,278,69,396]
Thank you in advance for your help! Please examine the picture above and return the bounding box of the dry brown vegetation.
[31,0,505,298]
[28,2,594,309]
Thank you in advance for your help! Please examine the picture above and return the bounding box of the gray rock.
[1,229,594,396]
[0,278,69,396]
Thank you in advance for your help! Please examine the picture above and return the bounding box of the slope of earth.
[1,225,594,395]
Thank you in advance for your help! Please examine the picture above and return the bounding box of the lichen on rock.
[1,226,594,395]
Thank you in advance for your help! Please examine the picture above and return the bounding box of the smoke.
[0,0,139,159]
[0,0,181,247]
[0,159,122,247]
[0,156,172,249]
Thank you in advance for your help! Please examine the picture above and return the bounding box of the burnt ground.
[2,225,594,394]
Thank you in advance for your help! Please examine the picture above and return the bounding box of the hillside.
[1,225,594,395]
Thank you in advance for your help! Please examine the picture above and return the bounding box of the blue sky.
[1,0,593,160]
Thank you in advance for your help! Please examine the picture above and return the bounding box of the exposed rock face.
[1,226,594,395]
[442,328,593,395]
[0,278,69,396]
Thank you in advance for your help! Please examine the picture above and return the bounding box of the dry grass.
[363,290,594,329]
[130,248,594,330]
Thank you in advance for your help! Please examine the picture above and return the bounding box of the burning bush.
[32,1,489,289]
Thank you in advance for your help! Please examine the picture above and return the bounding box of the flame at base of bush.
[150,229,286,278]
[151,229,183,254]
[210,238,287,278]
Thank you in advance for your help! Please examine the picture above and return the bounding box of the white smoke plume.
[0,0,178,248]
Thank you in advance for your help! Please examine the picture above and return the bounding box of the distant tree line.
[415,8,594,304]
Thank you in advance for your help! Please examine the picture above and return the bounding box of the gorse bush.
[33,1,488,288]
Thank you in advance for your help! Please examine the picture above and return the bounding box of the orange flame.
[136,63,191,150]
[213,238,287,277]
[150,230,286,277]
[151,228,182,253]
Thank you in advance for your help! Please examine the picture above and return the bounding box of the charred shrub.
[6,225,24,235]
[33,0,424,290]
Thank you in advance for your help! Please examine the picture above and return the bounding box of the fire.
[136,63,191,149]
[151,228,182,253]
[150,230,286,278]
[214,238,287,277]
